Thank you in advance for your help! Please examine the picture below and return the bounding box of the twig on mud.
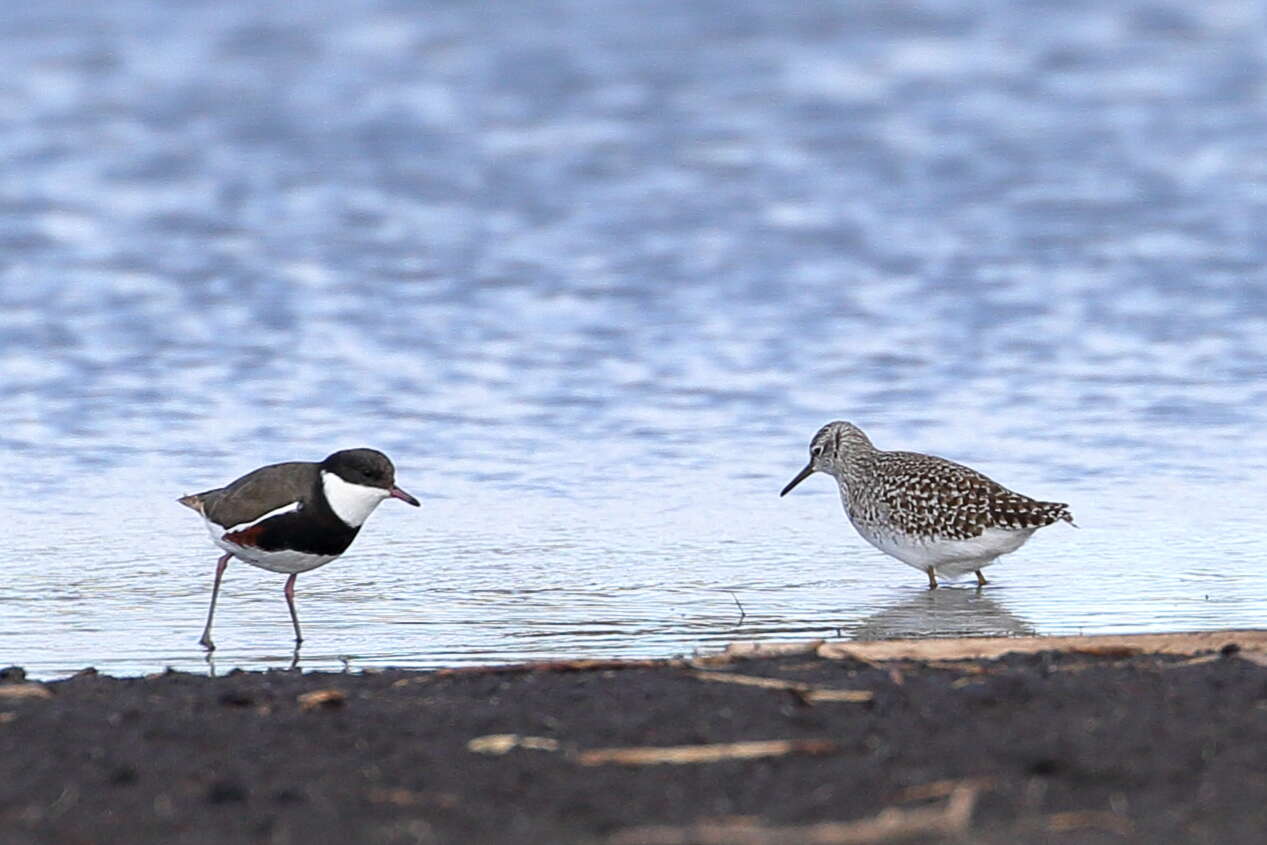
[1159,654,1223,669]
[468,734,561,755]
[1063,645,1142,658]
[297,689,346,711]
[575,738,838,767]
[0,684,52,701]
[897,777,994,802]
[1235,651,1267,667]
[722,641,827,660]
[921,661,987,675]
[606,781,981,844]
[816,630,1267,663]
[425,658,687,681]
[366,787,459,809]
[1042,810,1134,836]
[466,735,838,766]
[686,670,873,703]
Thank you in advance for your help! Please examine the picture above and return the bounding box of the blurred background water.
[2,0,1265,679]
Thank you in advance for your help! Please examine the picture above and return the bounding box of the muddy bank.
[1,631,1265,844]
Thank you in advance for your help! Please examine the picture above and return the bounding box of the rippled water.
[3,0,1266,679]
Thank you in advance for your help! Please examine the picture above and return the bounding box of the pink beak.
[390,486,420,506]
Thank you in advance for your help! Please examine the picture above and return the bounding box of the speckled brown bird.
[781,421,1074,588]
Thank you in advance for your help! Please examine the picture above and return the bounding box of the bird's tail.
[1051,503,1077,528]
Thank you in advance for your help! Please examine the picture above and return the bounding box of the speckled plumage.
[781,421,1073,587]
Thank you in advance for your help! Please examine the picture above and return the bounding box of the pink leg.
[284,573,303,645]
[199,553,232,650]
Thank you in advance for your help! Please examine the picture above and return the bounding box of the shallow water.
[3,0,1266,679]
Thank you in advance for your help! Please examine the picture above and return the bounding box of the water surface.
[2,0,1266,678]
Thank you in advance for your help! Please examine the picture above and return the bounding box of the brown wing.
[186,461,320,530]
[878,452,1071,540]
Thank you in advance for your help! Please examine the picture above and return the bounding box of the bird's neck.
[831,449,879,492]
[320,471,389,527]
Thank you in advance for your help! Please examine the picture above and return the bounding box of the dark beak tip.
[780,464,816,497]
[391,487,421,507]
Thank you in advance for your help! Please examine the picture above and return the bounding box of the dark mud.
[1,638,1265,844]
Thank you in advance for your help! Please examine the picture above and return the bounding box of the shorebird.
[179,448,420,650]
[780,422,1073,588]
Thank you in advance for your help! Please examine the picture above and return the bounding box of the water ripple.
[3,0,1267,677]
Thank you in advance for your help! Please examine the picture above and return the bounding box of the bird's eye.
[811,445,823,457]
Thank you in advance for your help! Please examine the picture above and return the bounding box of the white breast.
[322,471,390,527]
[850,518,1037,577]
[204,516,340,574]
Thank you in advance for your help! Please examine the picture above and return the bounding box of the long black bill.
[780,463,816,497]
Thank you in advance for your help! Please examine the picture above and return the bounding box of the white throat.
[322,470,390,527]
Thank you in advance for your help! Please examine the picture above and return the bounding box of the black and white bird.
[179,448,420,650]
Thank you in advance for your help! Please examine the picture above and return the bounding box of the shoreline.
[3,629,1264,843]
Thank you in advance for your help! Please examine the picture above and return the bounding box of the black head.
[321,448,420,506]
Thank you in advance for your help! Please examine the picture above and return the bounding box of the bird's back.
[849,450,1073,541]
[179,462,320,529]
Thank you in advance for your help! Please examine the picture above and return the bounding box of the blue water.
[2,0,1266,679]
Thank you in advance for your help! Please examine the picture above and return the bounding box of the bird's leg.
[975,569,989,587]
[199,553,232,650]
[925,567,938,590]
[284,573,304,645]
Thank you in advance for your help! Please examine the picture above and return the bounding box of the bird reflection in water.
[848,588,1035,641]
